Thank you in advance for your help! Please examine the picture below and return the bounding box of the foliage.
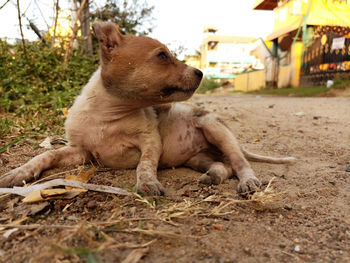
[0,0,156,143]
[196,78,222,94]
[332,73,350,89]
[0,0,156,141]
[0,40,98,137]
[91,0,154,35]
[247,85,329,97]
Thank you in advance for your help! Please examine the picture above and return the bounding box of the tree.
[79,0,92,55]
[65,0,88,65]
[91,0,154,35]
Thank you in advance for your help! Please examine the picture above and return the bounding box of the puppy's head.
[92,22,203,104]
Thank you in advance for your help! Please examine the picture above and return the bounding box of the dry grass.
[0,177,284,262]
[157,177,283,221]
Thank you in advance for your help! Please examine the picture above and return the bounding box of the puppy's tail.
[241,148,296,164]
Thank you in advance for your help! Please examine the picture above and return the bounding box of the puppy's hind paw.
[237,176,261,194]
[0,167,38,187]
[136,179,165,196]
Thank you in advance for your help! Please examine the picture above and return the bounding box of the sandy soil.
[0,94,349,263]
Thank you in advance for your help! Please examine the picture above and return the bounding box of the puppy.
[0,22,295,195]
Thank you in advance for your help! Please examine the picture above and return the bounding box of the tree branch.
[16,0,28,65]
[51,0,60,48]
[64,0,87,65]
[0,0,10,10]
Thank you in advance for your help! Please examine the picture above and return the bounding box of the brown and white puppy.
[0,22,295,195]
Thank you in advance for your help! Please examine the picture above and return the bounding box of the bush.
[196,78,221,94]
[332,73,350,89]
[0,40,99,137]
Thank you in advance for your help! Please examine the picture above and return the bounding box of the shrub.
[196,78,221,94]
[0,40,99,137]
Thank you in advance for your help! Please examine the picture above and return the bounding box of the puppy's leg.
[136,133,164,196]
[196,114,260,193]
[185,152,232,185]
[0,146,91,187]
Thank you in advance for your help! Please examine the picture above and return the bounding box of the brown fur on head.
[92,21,203,105]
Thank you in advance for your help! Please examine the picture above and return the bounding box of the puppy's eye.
[157,51,168,60]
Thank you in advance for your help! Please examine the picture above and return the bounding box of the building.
[199,27,261,79]
[250,0,350,89]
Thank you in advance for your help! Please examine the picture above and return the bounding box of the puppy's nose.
[194,68,203,79]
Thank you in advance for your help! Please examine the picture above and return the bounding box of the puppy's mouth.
[161,85,197,97]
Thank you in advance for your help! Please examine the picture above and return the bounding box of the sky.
[0,0,275,56]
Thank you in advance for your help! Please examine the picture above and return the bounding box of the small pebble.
[294,112,305,117]
[243,247,253,256]
[87,200,97,209]
[212,224,224,231]
[346,165,350,172]
[294,245,301,252]
[129,207,136,216]
[181,190,190,197]
[67,215,78,221]
[284,204,292,210]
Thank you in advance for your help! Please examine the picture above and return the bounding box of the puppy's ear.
[92,22,123,63]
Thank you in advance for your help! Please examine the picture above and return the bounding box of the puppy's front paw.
[136,179,165,196]
[237,176,261,194]
[0,167,38,187]
[199,170,222,185]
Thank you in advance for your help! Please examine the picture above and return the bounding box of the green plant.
[196,78,221,94]
[332,73,350,89]
[247,86,329,97]
[0,40,98,138]
[91,0,154,35]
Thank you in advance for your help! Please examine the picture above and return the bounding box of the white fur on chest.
[64,69,158,168]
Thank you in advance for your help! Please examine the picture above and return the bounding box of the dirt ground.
[0,94,349,263]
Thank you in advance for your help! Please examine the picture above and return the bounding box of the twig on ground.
[120,228,196,239]
[0,179,131,197]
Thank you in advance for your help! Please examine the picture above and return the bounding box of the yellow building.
[48,10,76,41]
[250,0,350,88]
[200,27,259,79]
[184,54,201,69]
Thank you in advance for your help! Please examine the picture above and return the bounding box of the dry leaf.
[11,216,29,225]
[41,188,68,198]
[121,247,149,263]
[65,167,96,190]
[62,108,69,116]
[14,201,50,217]
[3,228,18,238]
[39,137,52,149]
[23,188,90,203]
[61,189,87,199]
[23,189,69,203]
[39,137,68,149]
[22,190,43,203]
